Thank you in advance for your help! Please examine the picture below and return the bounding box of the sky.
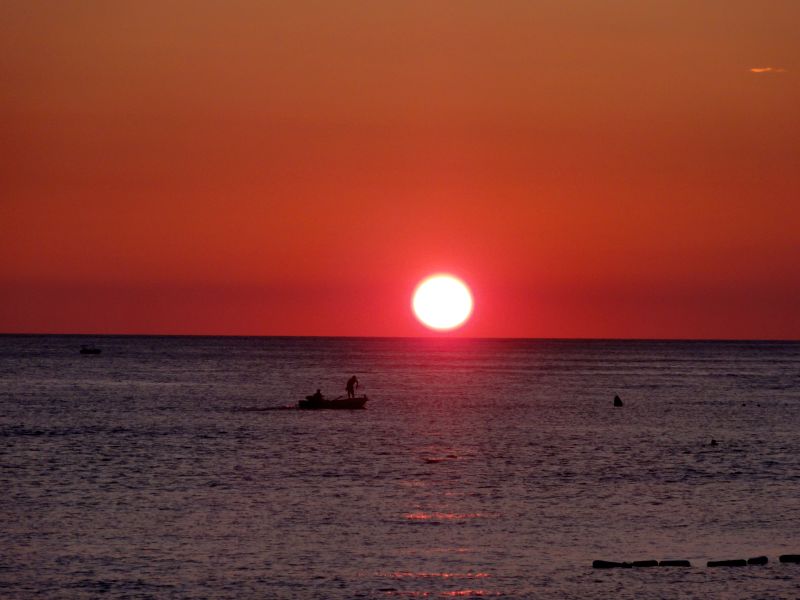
[1,1,798,338]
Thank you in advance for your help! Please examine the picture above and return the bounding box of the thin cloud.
[750,67,787,73]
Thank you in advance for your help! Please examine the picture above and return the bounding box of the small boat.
[298,395,368,410]
[79,345,102,355]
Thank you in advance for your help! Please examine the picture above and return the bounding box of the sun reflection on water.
[380,591,502,598]
[403,512,488,521]
[382,571,490,579]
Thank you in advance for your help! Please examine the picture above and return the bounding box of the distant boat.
[298,395,368,410]
[79,345,102,355]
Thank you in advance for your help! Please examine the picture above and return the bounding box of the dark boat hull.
[298,396,368,410]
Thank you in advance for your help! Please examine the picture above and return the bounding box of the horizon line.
[1,332,797,343]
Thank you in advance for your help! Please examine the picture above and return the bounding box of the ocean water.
[1,335,799,599]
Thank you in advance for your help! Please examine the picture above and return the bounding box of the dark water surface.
[2,336,799,598]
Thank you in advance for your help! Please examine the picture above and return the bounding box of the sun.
[412,274,474,331]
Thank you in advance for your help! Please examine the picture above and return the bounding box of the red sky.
[1,1,798,338]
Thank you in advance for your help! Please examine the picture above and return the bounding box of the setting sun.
[412,275,474,331]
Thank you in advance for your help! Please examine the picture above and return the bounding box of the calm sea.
[1,335,799,599]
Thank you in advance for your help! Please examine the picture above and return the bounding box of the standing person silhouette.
[346,375,359,399]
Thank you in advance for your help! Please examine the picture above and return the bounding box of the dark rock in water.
[613,395,623,407]
[747,556,768,565]
[710,438,718,446]
[707,559,747,567]
[779,554,800,563]
[592,560,631,569]
[658,560,691,567]
[632,560,658,568]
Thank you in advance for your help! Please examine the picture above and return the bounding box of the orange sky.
[1,1,798,338]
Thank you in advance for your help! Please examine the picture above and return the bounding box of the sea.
[1,335,799,599]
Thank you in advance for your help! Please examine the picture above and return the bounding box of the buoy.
[613,395,623,407]
[658,560,691,567]
[632,560,658,568]
[747,556,768,565]
[779,554,800,563]
[707,559,747,567]
[592,560,631,569]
